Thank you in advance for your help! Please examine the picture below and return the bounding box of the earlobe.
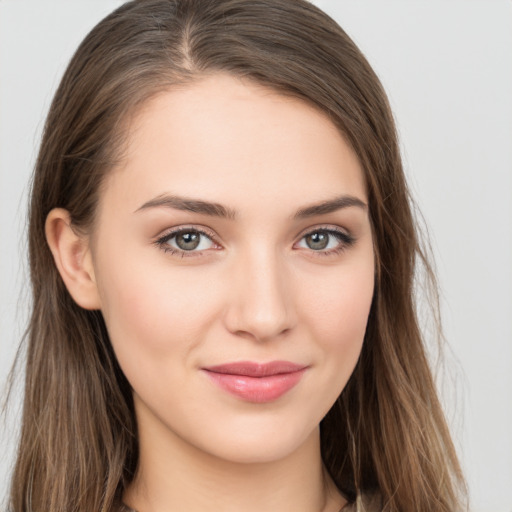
[45,208,101,310]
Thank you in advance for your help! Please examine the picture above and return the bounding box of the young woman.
[8,0,466,511]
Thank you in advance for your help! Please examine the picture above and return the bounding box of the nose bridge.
[224,243,295,341]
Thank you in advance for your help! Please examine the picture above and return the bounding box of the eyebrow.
[293,195,367,219]
[135,194,237,220]
[135,193,367,220]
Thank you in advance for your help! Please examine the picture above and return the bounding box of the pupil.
[176,231,200,250]
[306,231,328,250]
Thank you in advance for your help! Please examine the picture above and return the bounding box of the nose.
[223,247,296,342]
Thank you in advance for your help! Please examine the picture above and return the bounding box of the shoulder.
[342,491,382,512]
[118,505,137,512]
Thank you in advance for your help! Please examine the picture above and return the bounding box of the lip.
[202,361,308,403]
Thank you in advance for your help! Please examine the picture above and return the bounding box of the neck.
[124,401,345,512]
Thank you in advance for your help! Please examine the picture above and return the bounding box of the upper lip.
[202,361,308,377]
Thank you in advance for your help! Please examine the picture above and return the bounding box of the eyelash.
[154,225,355,258]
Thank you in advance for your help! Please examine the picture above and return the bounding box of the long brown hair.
[8,0,466,510]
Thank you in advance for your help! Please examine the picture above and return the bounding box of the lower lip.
[203,369,306,403]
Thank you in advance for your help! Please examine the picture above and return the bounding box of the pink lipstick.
[202,361,307,403]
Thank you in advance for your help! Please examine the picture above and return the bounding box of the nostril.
[223,292,296,342]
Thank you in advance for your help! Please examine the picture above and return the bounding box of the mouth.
[201,361,308,403]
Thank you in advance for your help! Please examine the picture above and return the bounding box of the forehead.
[102,73,367,216]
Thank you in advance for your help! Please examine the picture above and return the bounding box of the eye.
[156,228,218,256]
[296,228,354,254]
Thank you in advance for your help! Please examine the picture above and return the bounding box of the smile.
[202,361,308,403]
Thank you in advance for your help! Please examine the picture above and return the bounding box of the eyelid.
[154,225,222,257]
[153,223,355,258]
[155,224,219,242]
[294,224,356,254]
[295,224,352,241]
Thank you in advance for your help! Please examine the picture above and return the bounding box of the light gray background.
[1,1,511,511]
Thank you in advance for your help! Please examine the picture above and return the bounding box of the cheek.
[287,257,374,424]
[304,267,374,345]
[296,257,374,391]
[95,249,221,365]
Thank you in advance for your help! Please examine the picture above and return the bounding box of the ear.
[45,208,101,310]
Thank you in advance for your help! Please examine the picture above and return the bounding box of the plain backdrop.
[1,1,511,511]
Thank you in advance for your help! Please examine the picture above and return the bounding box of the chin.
[187,417,320,465]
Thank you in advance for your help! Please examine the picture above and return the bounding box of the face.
[89,74,374,464]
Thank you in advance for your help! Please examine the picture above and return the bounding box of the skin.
[46,74,375,512]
